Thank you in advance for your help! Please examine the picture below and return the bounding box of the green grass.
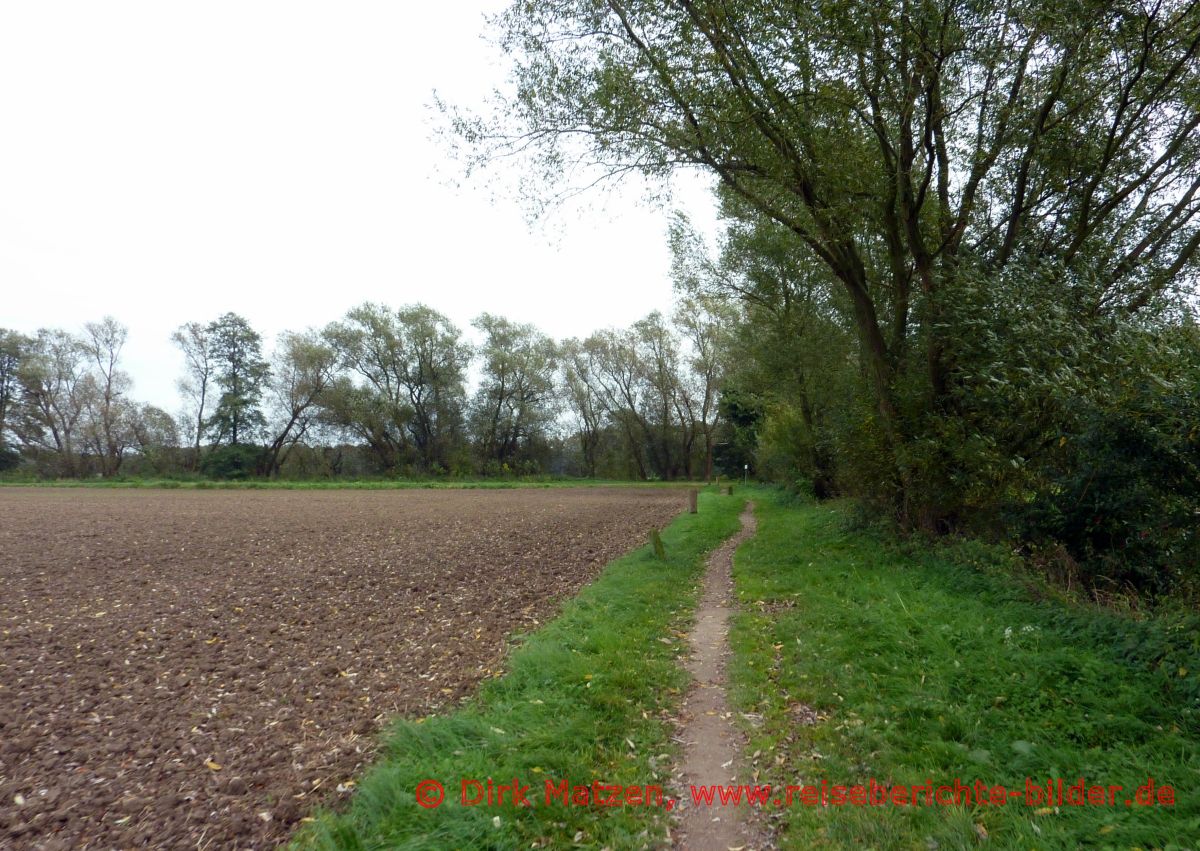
[729,490,1200,850]
[290,489,744,850]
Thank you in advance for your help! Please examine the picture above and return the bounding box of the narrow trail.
[672,502,768,851]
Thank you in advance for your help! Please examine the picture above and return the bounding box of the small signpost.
[649,528,667,560]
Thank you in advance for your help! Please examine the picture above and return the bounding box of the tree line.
[5,0,1199,598]
[0,300,739,481]
[460,0,1200,596]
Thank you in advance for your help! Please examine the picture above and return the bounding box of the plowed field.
[0,487,685,849]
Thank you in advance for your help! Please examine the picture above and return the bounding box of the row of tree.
[467,0,1199,594]
[0,300,738,481]
[7,0,1199,595]
[0,320,178,477]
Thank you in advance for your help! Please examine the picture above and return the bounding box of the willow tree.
[262,331,339,476]
[672,210,854,494]
[327,303,470,471]
[81,317,131,476]
[15,329,89,475]
[0,329,27,462]
[469,314,559,469]
[171,320,214,469]
[463,0,1200,519]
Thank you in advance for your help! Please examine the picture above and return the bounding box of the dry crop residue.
[0,487,684,849]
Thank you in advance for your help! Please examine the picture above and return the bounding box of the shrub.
[0,444,20,472]
[199,444,264,480]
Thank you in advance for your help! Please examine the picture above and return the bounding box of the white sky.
[0,2,717,412]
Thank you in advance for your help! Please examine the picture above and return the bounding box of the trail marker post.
[650,529,667,561]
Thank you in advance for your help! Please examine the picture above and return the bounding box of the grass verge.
[290,489,744,850]
[730,490,1200,849]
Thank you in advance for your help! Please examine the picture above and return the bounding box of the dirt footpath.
[0,487,684,849]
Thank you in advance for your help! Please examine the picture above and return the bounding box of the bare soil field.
[0,487,685,850]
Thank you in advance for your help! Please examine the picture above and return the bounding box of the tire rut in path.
[671,502,768,851]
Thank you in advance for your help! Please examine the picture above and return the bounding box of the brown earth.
[671,503,769,851]
[0,486,685,850]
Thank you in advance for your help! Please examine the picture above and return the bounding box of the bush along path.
[291,490,745,851]
[671,502,769,850]
[728,490,1200,849]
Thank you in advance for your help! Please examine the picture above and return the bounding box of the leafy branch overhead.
[451,0,1200,590]
[469,0,1199,417]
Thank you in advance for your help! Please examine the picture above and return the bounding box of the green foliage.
[562,314,712,481]
[0,477,700,491]
[731,494,1200,848]
[0,328,25,452]
[913,267,1200,592]
[468,313,558,469]
[205,313,269,446]
[199,443,264,480]
[712,386,761,477]
[1013,327,1200,595]
[471,0,1200,594]
[325,303,470,472]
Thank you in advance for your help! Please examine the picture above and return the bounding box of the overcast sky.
[0,2,717,412]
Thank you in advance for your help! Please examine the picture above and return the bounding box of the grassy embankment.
[290,489,744,850]
[731,490,1200,849]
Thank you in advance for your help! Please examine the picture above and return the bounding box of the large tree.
[469,0,1200,519]
[323,305,416,470]
[129,404,181,474]
[15,330,90,475]
[262,330,338,476]
[205,313,269,446]
[570,317,698,480]
[0,329,27,459]
[327,303,470,471]
[631,312,692,479]
[469,313,559,469]
[559,338,607,477]
[171,320,214,468]
[583,328,653,478]
[671,292,737,482]
[81,317,132,476]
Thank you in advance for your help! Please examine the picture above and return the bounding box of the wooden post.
[650,529,666,560]
[688,488,698,514]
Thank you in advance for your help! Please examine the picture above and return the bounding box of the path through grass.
[730,491,1200,849]
[291,490,743,850]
